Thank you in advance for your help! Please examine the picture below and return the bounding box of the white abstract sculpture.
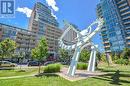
[59,18,104,76]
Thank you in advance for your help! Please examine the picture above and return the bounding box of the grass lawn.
[0,67,44,77]
[0,63,130,86]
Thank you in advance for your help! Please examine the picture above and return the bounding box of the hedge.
[77,62,88,70]
[44,63,62,73]
[115,59,129,65]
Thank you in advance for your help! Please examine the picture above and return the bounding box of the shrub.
[79,49,90,63]
[115,59,129,65]
[44,63,62,73]
[101,53,106,62]
[77,62,88,70]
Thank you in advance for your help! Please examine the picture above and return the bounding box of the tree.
[113,54,119,61]
[79,49,90,63]
[101,53,106,62]
[59,49,70,64]
[121,48,130,60]
[31,37,48,74]
[0,45,2,59]
[0,38,17,61]
[96,52,101,62]
[17,52,25,70]
[95,52,101,67]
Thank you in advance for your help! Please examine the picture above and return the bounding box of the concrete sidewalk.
[57,68,107,81]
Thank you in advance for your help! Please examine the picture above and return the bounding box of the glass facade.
[115,0,130,48]
[97,0,127,53]
[36,2,58,27]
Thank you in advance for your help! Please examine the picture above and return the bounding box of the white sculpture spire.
[59,18,104,76]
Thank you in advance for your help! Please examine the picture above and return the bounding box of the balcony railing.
[126,36,130,39]
[125,26,130,29]
[104,45,110,48]
[122,16,130,20]
[127,42,130,45]
[117,0,125,5]
[124,21,130,24]
[103,42,109,44]
[118,2,127,8]
[121,11,130,16]
[105,50,111,53]
[120,6,129,12]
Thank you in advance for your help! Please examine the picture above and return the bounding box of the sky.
[0,0,104,52]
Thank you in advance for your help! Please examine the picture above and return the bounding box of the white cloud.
[46,0,59,19]
[51,11,57,19]
[16,7,32,18]
[46,0,59,11]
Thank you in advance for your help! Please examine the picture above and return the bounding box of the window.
[109,32,116,37]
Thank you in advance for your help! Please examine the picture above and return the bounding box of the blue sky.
[0,0,104,52]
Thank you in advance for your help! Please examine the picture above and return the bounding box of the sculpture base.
[58,67,107,81]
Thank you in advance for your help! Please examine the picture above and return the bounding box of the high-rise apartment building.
[28,2,62,57]
[97,0,130,53]
[63,23,78,45]
[115,0,130,48]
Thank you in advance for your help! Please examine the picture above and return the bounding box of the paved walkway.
[57,68,107,81]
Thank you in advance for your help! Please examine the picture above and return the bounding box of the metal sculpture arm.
[59,18,104,76]
[59,18,103,50]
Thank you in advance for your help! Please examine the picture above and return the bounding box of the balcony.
[103,41,109,44]
[127,42,130,45]
[118,2,127,8]
[105,50,111,53]
[126,31,130,34]
[122,16,130,20]
[126,36,130,39]
[16,39,23,43]
[120,6,129,12]
[101,34,107,36]
[117,0,125,5]
[104,45,110,48]
[28,45,35,48]
[125,26,130,29]
[101,28,107,31]
[20,44,28,48]
[124,21,130,24]
[121,11,130,16]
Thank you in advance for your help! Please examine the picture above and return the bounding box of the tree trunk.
[20,58,22,70]
[0,58,2,67]
[38,62,41,74]
[0,56,4,67]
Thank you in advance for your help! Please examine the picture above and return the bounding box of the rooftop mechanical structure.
[59,18,104,76]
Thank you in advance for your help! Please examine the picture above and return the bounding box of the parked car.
[28,61,40,66]
[44,61,55,66]
[0,61,17,67]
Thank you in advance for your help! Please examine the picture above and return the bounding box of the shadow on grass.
[0,67,14,70]
[93,76,130,85]
[110,70,121,85]
[93,70,130,85]
[16,70,26,72]
[35,73,58,78]
[97,68,130,73]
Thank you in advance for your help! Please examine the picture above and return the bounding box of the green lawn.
[0,63,130,86]
[0,67,42,77]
